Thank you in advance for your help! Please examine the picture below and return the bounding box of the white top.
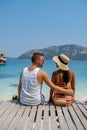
[20,67,44,105]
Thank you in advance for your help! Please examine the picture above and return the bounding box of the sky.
[0,0,87,57]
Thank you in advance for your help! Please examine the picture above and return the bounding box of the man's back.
[20,67,44,105]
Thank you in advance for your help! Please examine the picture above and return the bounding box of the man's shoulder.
[38,69,48,77]
[20,67,27,76]
[23,67,28,71]
[38,69,46,74]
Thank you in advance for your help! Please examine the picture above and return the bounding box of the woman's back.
[51,70,75,106]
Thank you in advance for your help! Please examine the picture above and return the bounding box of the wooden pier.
[0,100,87,130]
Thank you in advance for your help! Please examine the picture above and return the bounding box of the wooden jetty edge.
[0,100,87,130]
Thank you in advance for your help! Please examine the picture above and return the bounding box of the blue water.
[0,58,87,100]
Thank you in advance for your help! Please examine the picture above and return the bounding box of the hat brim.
[52,56,69,70]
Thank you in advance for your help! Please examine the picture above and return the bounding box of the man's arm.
[41,71,74,96]
[18,72,22,99]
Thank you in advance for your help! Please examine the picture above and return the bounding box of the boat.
[0,50,6,64]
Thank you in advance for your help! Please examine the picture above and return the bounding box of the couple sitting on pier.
[14,52,75,106]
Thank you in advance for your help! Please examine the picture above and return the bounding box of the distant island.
[19,44,87,60]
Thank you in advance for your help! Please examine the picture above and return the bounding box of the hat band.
[58,56,68,65]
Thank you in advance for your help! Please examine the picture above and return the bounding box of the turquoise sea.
[0,58,87,101]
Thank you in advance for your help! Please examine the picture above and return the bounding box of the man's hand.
[67,89,74,96]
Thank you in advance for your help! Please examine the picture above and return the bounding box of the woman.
[49,53,75,106]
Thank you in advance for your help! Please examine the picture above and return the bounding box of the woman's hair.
[31,52,44,63]
[63,70,70,84]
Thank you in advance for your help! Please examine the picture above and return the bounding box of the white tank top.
[20,67,44,105]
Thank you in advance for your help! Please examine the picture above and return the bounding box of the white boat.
[0,51,6,64]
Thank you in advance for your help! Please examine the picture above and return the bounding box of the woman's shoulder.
[69,70,75,81]
[52,69,61,74]
[69,70,75,75]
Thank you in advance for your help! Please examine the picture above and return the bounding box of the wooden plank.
[34,105,43,130]
[79,101,87,110]
[83,103,87,110]
[76,101,87,119]
[0,101,7,110]
[8,105,25,130]
[0,100,87,130]
[0,101,11,117]
[73,103,87,130]
[68,105,84,130]
[50,105,60,130]
[43,104,49,130]
[24,106,37,130]
[0,101,16,127]
[56,106,68,130]
[0,103,20,130]
[0,100,3,106]
[62,106,76,130]
[16,105,31,130]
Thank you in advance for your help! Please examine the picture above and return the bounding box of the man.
[18,52,74,105]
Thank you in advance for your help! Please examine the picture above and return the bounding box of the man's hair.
[31,52,44,63]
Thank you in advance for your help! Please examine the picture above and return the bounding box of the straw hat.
[52,53,70,70]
